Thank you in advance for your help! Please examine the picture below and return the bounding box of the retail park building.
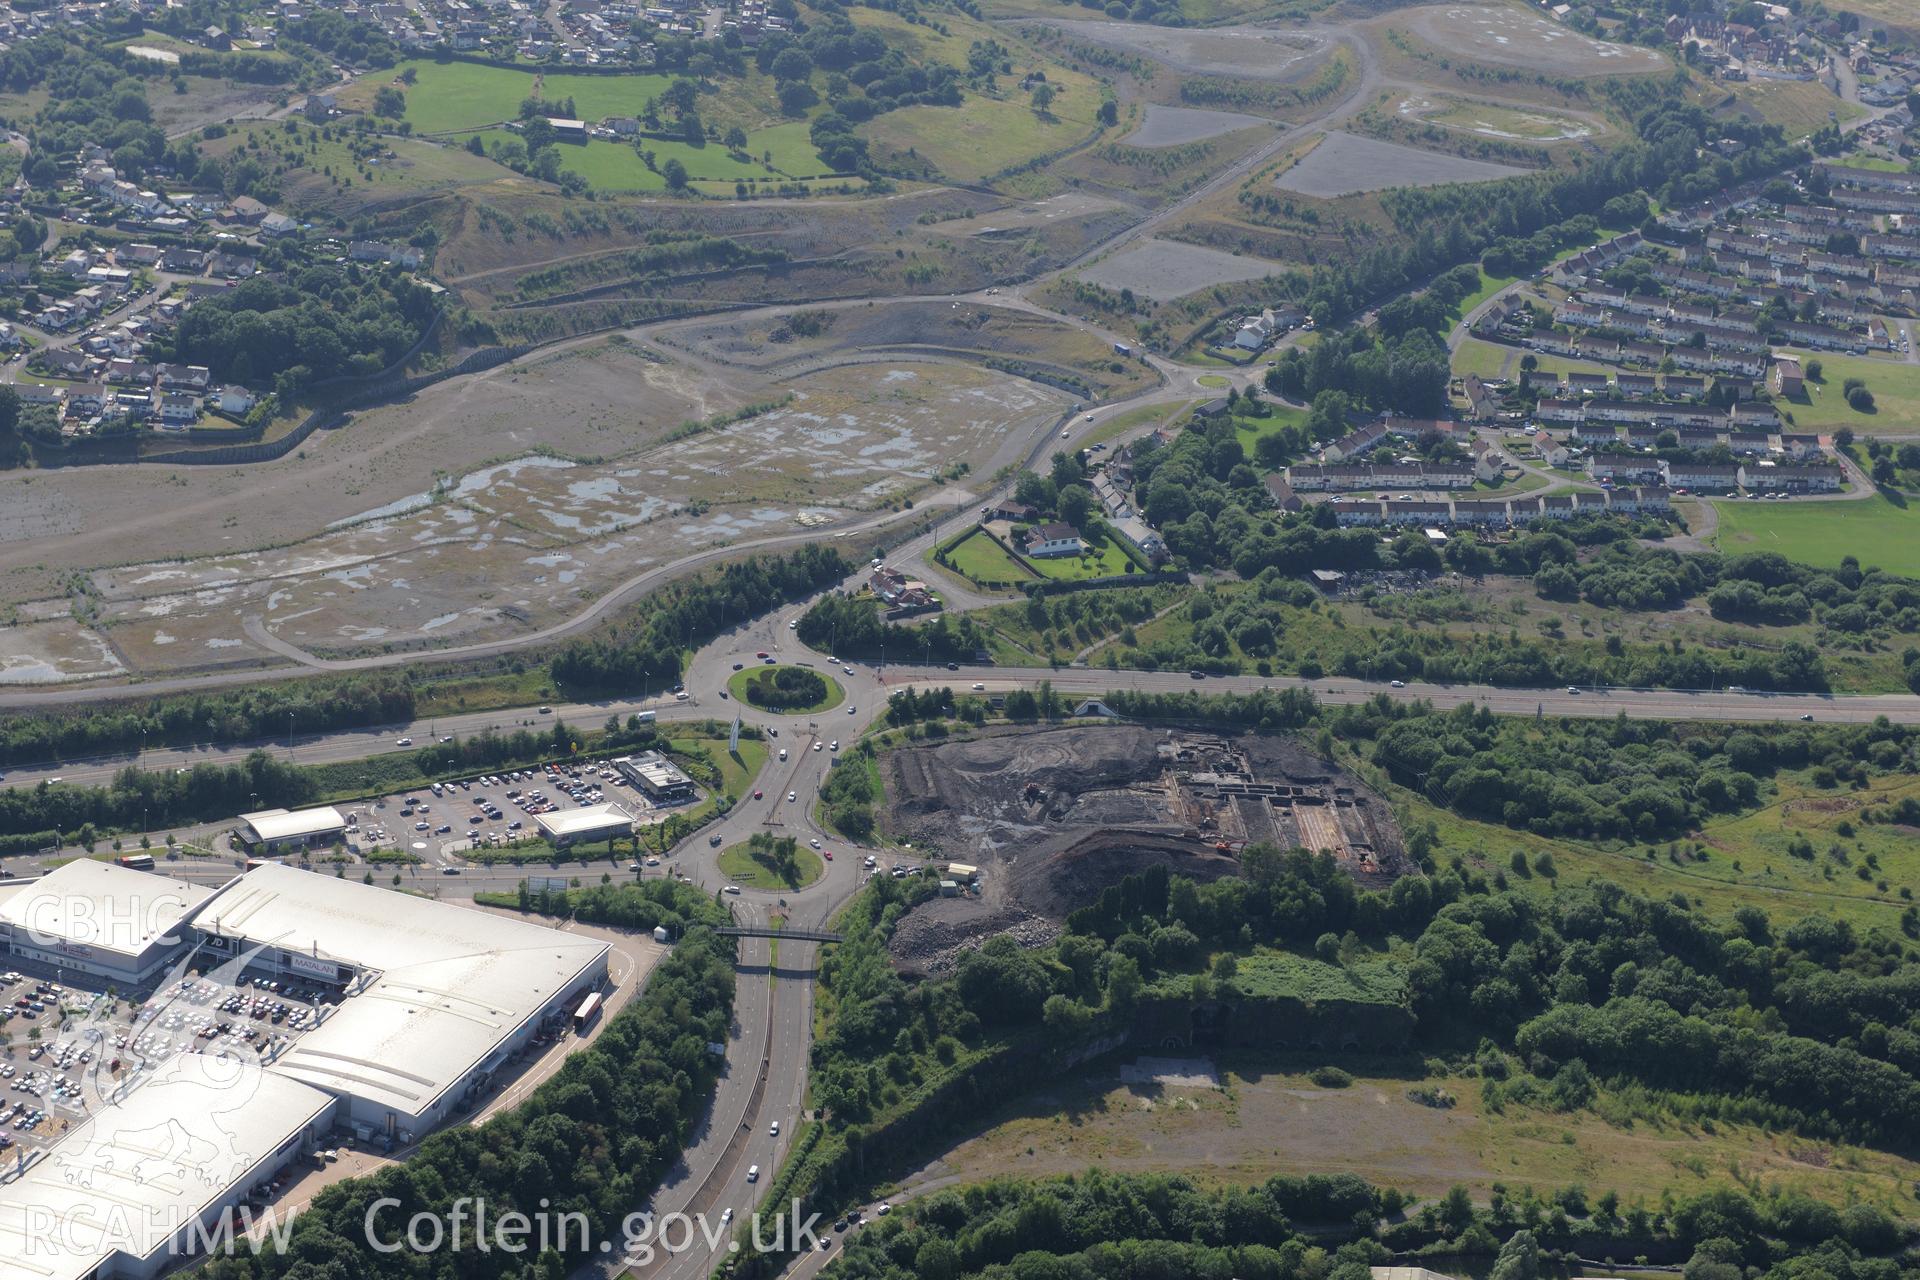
[0,859,612,1280]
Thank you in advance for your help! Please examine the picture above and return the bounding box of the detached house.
[1024,523,1085,559]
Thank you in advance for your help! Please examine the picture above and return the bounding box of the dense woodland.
[825,1177,1908,1280]
[156,270,440,396]
[762,763,1920,1276]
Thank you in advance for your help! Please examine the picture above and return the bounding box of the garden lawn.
[717,840,824,891]
[943,529,1037,586]
[1031,534,1140,581]
[1712,493,1920,578]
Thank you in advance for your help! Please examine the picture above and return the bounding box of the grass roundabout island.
[728,663,846,713]
[716,833,825,891]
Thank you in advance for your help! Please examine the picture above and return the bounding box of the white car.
[972,682,985,691]
[830,741,839,752]
[396,737,414,747]
[809,838,821,849]
[1389,680,1405,689]
[724,885,741,895]
[787,791,797,802]
[770,1120,780,1136]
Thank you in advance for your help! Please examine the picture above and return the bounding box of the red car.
[823,850,833,860]
[753,789,763,799]
[756,651,769,659]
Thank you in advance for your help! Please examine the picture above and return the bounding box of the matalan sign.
[529,877,570,895]
[287,953,339,980]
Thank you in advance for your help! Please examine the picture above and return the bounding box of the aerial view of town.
[0,0,1917,1276]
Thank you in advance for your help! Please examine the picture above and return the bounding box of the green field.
[479,123,837,192]
[1730,77,1863,139]
[727,664,846,714]
[942,529,1037,586]
[1713,493,1920,577]
[1364,752,1915,935]
[202,122,519,211]
[717,839,824,891]
[1452,336,1619,385]
[358,60,675,133]
[860,62,1105,185]
[1776,352,1920,429]
[668,735,767,812]
[917,1052,1920,1210]
[1449,270,1518,323]
[1451,336,1520,380]
[1228,401,1309,459]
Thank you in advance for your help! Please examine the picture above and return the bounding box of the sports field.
[1713,493,1920,577]
[357,60,676,133]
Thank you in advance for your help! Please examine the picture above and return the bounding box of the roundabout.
[727,663,846,714]
[716,833,826,891]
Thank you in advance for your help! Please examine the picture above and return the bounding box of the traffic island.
[728,664,846,714]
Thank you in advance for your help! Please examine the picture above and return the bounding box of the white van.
[778,748,788,761]
[746,1165,759,1182]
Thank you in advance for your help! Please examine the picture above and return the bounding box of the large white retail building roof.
[0,1053,335,1280]
[197,864,608,1122]
[0,860,215,962]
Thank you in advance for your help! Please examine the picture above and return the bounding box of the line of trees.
[826,1174,1906,1280]
[551,545,851,694]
